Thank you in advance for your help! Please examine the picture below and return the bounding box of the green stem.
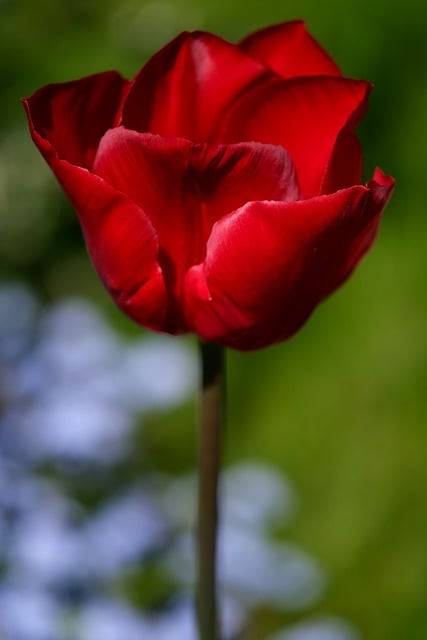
[196,342,226,640]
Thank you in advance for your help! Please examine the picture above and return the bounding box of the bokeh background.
[1,0,426,639]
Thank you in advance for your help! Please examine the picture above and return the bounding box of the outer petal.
[240,20,341,78]
[22,96,169,333]
[24,71,130,169]
[94,127,298,301]
[220,76,371,198]
[185,172,394,350]
[345,168,395,272]
[121,31,269,141]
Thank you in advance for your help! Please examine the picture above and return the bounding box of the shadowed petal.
[320,85,371,194]
[320,130,363,195]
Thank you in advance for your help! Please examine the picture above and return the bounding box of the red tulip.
[23,21,394,350]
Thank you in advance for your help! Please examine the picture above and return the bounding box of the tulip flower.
[24,21,394,640]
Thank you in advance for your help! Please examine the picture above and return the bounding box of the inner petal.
[121,31,269,142]
[93,127,298,300]
[219,75,370,198]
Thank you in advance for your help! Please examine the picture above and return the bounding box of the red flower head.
[23,21,394,350]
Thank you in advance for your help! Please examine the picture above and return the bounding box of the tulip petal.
[22,96,169,333]
[94,127,298,299]
[121,31,268,141]
[320,84,370,194]
[220,76,370,198]
[320,130,363,195]
[185,172,394,350]
[346,168,395,270]
[240,20,341,78]
[23,71,130,169]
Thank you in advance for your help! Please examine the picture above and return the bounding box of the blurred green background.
[1,0,426,638]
